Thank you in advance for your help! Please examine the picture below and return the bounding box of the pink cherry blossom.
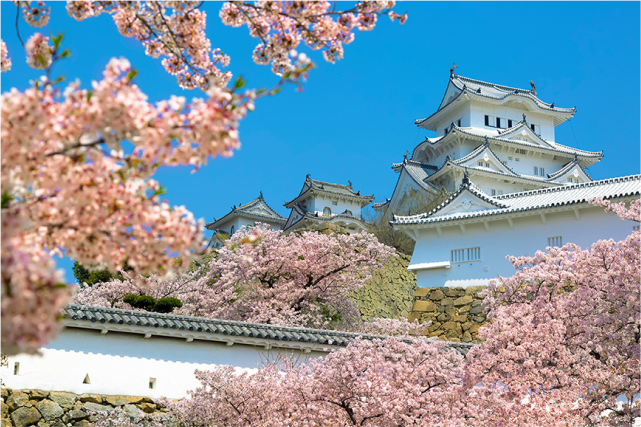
[166,336,467,427]
[25,32,52,69]
[1,39,10,72]
[74,224,395,330]
[465,199,640,426]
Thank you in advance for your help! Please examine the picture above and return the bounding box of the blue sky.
[2,2,639,283]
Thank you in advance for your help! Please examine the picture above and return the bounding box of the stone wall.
[351,253,416,320]
[1,389,167,427]
[408,286,487,343]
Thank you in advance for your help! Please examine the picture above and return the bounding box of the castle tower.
[377,69,603,214]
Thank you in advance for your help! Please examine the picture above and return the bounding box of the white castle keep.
[378,68,639,288]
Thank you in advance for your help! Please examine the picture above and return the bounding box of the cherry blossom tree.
[1,1,406,354]
[166,337,466,427]
[74,224,395,329]
[464,199,640,427]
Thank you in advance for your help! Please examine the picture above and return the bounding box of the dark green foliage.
[122,294,183,314]
[154,297,183,313]
[72,260,133,286]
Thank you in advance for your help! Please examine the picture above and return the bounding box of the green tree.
[72,261,132,286]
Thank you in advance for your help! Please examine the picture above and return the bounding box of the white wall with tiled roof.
[410,205,637,288]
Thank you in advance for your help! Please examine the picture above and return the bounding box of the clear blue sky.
[2,2,639,283]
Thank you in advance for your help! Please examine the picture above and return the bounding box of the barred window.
[451,247,481,263]
[548,236,562,247]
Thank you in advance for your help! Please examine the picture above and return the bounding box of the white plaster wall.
[469,101,556,142]
[494,152,570,178]
[435,104,470,137]
[1,328,327,399]
[410,207,636,288]
[310,195,362,218]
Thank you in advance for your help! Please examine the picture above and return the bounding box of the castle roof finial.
[259,190,263,198]
[574,153,578,162]
[462,167,470,186]
[522,113,527,123]
[529,79,537,92]
[483,136,490,147]
[449,62,458,76]
[347,180,352,187]
[403,150,409,160]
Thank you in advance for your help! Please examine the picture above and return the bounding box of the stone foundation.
[408,286,487,343]
[351,253,416,320]
[1,389,167,427]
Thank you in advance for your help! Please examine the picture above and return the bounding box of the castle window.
[496,117,502,128]
[508,156,513,161]
[149,378,156,389]
[567,177,579,184]
[332,201,337,205]
[485,115,496,127]
[508,119,513,127]
[530,124,540,134]
[451,247,481,263]
[457,119,461,127]
[323,207,331,216]
[230,225,235,235]
[548,236,562,247]
[13,362,19,375]
[490,189,503,196]
[516,148,527,155]
[534,166,546,176]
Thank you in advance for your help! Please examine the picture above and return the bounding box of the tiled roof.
[282,204,367,231]
[392,159,440,193]
[418,125,602,160]
[63,305,474,354]
[206,194,286,229]
[452,140,518,177]
[416,74,576,130]
[426,157,558,189]
[449,75,575,114]
[392,174,641,226]
[546,157,593,182]
[284,176,374,208]
[372,198,391,211]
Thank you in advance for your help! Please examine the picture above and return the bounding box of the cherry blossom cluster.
[356,316,430,337]
[91,407,173,427]
[199,224,396,329]
[14,1,51,28]
[1,56,267,353]
[465,199,640,426]
[220,1,406,74]
[167,337,466,427]
[1,210,70,356]
[24,32,52,69]
[74,224,395,330]
[61,1,407,89]
[1,40,10,72]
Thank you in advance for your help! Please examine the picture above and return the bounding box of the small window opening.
[230,225,235,235]
[149,378,156,389]
[323,207,331,216]
[548,236,562,247]
[83,374,91,384]
[332,201,337,206]
[508,119,513,127]
[13,362,19,375]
